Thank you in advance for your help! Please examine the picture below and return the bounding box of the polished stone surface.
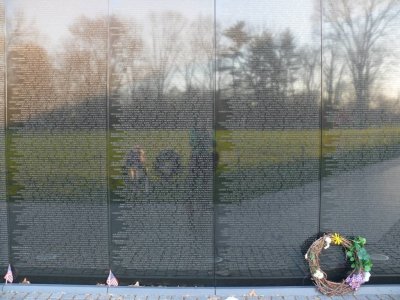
[1,0,400,285]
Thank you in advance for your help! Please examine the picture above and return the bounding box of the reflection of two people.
[124,129,214,201]
[125,146,149,195]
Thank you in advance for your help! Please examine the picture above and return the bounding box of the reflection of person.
[187,128,213,231]
[188,128,213,187]
[125,146,149,194]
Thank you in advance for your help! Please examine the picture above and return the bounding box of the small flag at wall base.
[106,269,118,286]
[4,264,13,284]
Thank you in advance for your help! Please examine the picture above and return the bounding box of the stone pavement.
[1,292,400,300]
[1,285,400,300]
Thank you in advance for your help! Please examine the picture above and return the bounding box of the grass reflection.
[5,127,400,201]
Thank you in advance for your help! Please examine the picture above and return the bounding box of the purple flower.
[345,273,365,290]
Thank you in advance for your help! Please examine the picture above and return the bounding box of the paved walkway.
[1,285,400,300]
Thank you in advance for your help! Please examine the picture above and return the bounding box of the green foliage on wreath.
[346,236,373,272]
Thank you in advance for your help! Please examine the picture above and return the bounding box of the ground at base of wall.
[1,285,400,300]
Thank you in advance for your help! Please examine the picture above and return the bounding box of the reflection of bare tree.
[322,43,346,108]
[323,0,400,116]
[147,11,187,101]
[179,15,214,93]
[298,46,320,98]
[7,12,56,123]
[188,16,214,92]
[180,27,197,93]
[6,13,110,125]
[59,16,107,102]
[7,43,56,123]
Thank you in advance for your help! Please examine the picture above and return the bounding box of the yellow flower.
[332,233,343,245]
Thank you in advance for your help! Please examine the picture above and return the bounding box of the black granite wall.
[0,0,399,286]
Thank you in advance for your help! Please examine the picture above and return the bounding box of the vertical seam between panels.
[4,0,11,267]
[319,0,323,234]
[213,0,217,293]
[106,0,112,279]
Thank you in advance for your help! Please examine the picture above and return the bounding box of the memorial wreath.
[154,149,182,180]
[305,233,372,296]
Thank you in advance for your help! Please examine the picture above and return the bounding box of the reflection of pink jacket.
[125,150,149,193]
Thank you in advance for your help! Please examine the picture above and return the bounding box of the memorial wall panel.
[0,0,8,270]
[215,0,321,284]
[109,0,214,284]
[321,0,400,279]
[6,0,109,279]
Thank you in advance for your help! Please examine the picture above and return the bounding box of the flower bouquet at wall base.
[305,233,372,296]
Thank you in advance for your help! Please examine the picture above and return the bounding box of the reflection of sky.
[111,0,213,20]
[6,0,316,46]
[6,0,107,47]
[217,0,316,43]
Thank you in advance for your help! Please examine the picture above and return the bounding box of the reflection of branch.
[148,11,187,99]
[324,0,400,108]
[58,16,108,101]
